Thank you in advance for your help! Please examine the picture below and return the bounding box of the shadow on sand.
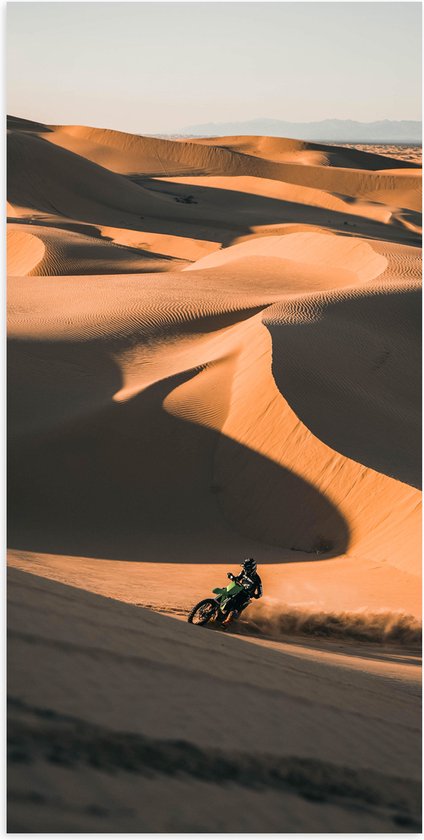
[8,333,350,563]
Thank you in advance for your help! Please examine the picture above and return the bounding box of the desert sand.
[7,115,422,831]
[335,144,422,166]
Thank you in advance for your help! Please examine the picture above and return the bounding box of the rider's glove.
[227,572,235,580]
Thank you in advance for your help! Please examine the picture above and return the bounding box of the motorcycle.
[187,576,250,627]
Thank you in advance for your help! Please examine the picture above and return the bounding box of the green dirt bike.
[187,578,250,627]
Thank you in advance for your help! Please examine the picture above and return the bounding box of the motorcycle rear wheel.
[187,598,219,626]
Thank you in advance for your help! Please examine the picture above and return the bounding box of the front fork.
[215,597,231,622]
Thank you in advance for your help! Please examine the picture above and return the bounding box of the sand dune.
[264,281,420,487]
[184,230,388,281]
[8,249,421,591]
[190,133,421,171]
[8,118,419,278]
[7,227,45,275]
[8,569,421,832]
[7,222,184,276]
[339,143,422,166]
[8,118,421,587]
[7,129,170,225]
[10,116,422,209]
[7,117,421,831]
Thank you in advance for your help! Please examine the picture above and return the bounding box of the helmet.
[242,557,256,575]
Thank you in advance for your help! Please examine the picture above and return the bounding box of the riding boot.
[222,609,239,627]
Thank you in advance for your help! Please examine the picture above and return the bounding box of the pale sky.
[7,2,422,134]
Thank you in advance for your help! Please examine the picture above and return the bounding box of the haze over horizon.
[7,2,421,136]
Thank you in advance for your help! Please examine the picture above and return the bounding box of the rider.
[222,558,262,624]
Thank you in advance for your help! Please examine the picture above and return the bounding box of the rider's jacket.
[232,570,263,599]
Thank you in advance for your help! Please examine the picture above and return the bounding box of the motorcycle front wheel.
[187,598,219,626]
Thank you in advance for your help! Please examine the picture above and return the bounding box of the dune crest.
[185,230,388,283]
[7,227,45,275]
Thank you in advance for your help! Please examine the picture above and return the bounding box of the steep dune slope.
[8,237,421,593]
[7,223,183,276]
[44,123,264,176]
[265,283,421,487]
[7,129,167,224]
[8,570,421,832]
[184,231,388,280]
[7,228,45,275]
[46,123,420,175]
[190,134,421,170]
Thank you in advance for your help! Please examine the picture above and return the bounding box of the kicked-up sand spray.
[243,598,422,647]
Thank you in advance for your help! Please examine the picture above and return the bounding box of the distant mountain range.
[178,119,421,143]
